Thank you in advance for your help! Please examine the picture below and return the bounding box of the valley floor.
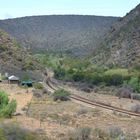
[0,83,140,139]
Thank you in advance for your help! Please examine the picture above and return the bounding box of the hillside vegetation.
[92,4,140,68]
[0,15,118,56]
[0,29,43,80]
[36,53,140,94]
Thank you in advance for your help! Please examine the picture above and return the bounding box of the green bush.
[103,74,123,86]
[0,91,17,118]
[54,66,66,80]
[0,100,17,118]
[85,73,123,86]
[90,73,103,85]
[53,89,70,101]
[72,71,85,82]
[127,77,140,92]
[33,83,44,90]
[84,73,102,85]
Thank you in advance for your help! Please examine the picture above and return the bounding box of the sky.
[0,0,140,19]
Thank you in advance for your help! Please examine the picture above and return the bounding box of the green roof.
[21,80,33,84]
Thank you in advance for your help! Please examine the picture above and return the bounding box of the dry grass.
[0,83,140,139]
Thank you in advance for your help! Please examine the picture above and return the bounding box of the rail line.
[70,94,140,117]
[45,77,140,117]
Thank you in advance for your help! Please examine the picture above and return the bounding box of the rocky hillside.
[92,4,140,68]
[0,29,43,80]
[0,15,118,56]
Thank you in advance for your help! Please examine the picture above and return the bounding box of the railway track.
[70,94,140,117]
[45,77,140,117]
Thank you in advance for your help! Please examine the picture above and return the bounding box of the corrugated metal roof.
[8,75,19,81]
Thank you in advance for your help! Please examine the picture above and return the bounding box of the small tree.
[127,77,140,92]
[0,91,17,118]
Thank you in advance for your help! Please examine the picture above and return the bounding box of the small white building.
[8,75,20,84]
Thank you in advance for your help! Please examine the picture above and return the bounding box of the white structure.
[8,75,19,84]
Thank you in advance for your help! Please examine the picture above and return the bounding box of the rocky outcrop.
[92,4,140,68]
[0,29,43,80]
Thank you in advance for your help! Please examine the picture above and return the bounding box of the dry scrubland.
[0,83,139,139]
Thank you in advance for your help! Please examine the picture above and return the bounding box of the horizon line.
[0,14,122,20]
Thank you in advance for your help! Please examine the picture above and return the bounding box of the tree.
[0,91,17,118]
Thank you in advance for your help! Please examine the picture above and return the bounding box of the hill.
[92,4,140,68]
[0,15,118,56]
[0,29,43,80]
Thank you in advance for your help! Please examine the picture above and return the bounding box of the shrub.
[53,89,70,101]
[131,104,140,113]
[103,74,123,86]
[77,108,88,116]
[117,86,132,99]
[66,127,138,140]
[86,73,123,86]
[104,68,129,77]
[125,77,140,92]
[132,94,140,100]
[0,91,9,107]
[68,127,92,140]
[134,64,140,70]
[85,73,102,85]
[54,66,66,80]
[127,77,140,92]
[0,91,17,118]
[65,68,75,81]
[72,71,85,82]
[94,128,110,139]
[108,126,123,138]
[78,127,91,140]
[33,89,43,98]
[0,100,17,118]
[0,123,48,140]
[33,83,44,90]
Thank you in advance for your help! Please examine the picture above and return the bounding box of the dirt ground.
[0,83,33,112]
[62,84,140,111]
[0,83,140,139]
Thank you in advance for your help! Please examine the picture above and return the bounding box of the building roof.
[8,75,19,81]
[21,80,33,84]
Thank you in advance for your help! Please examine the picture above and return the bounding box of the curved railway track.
[70,94,140,117]
[46,77,140,117]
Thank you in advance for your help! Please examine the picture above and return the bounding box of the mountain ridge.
[0,15,119,56]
